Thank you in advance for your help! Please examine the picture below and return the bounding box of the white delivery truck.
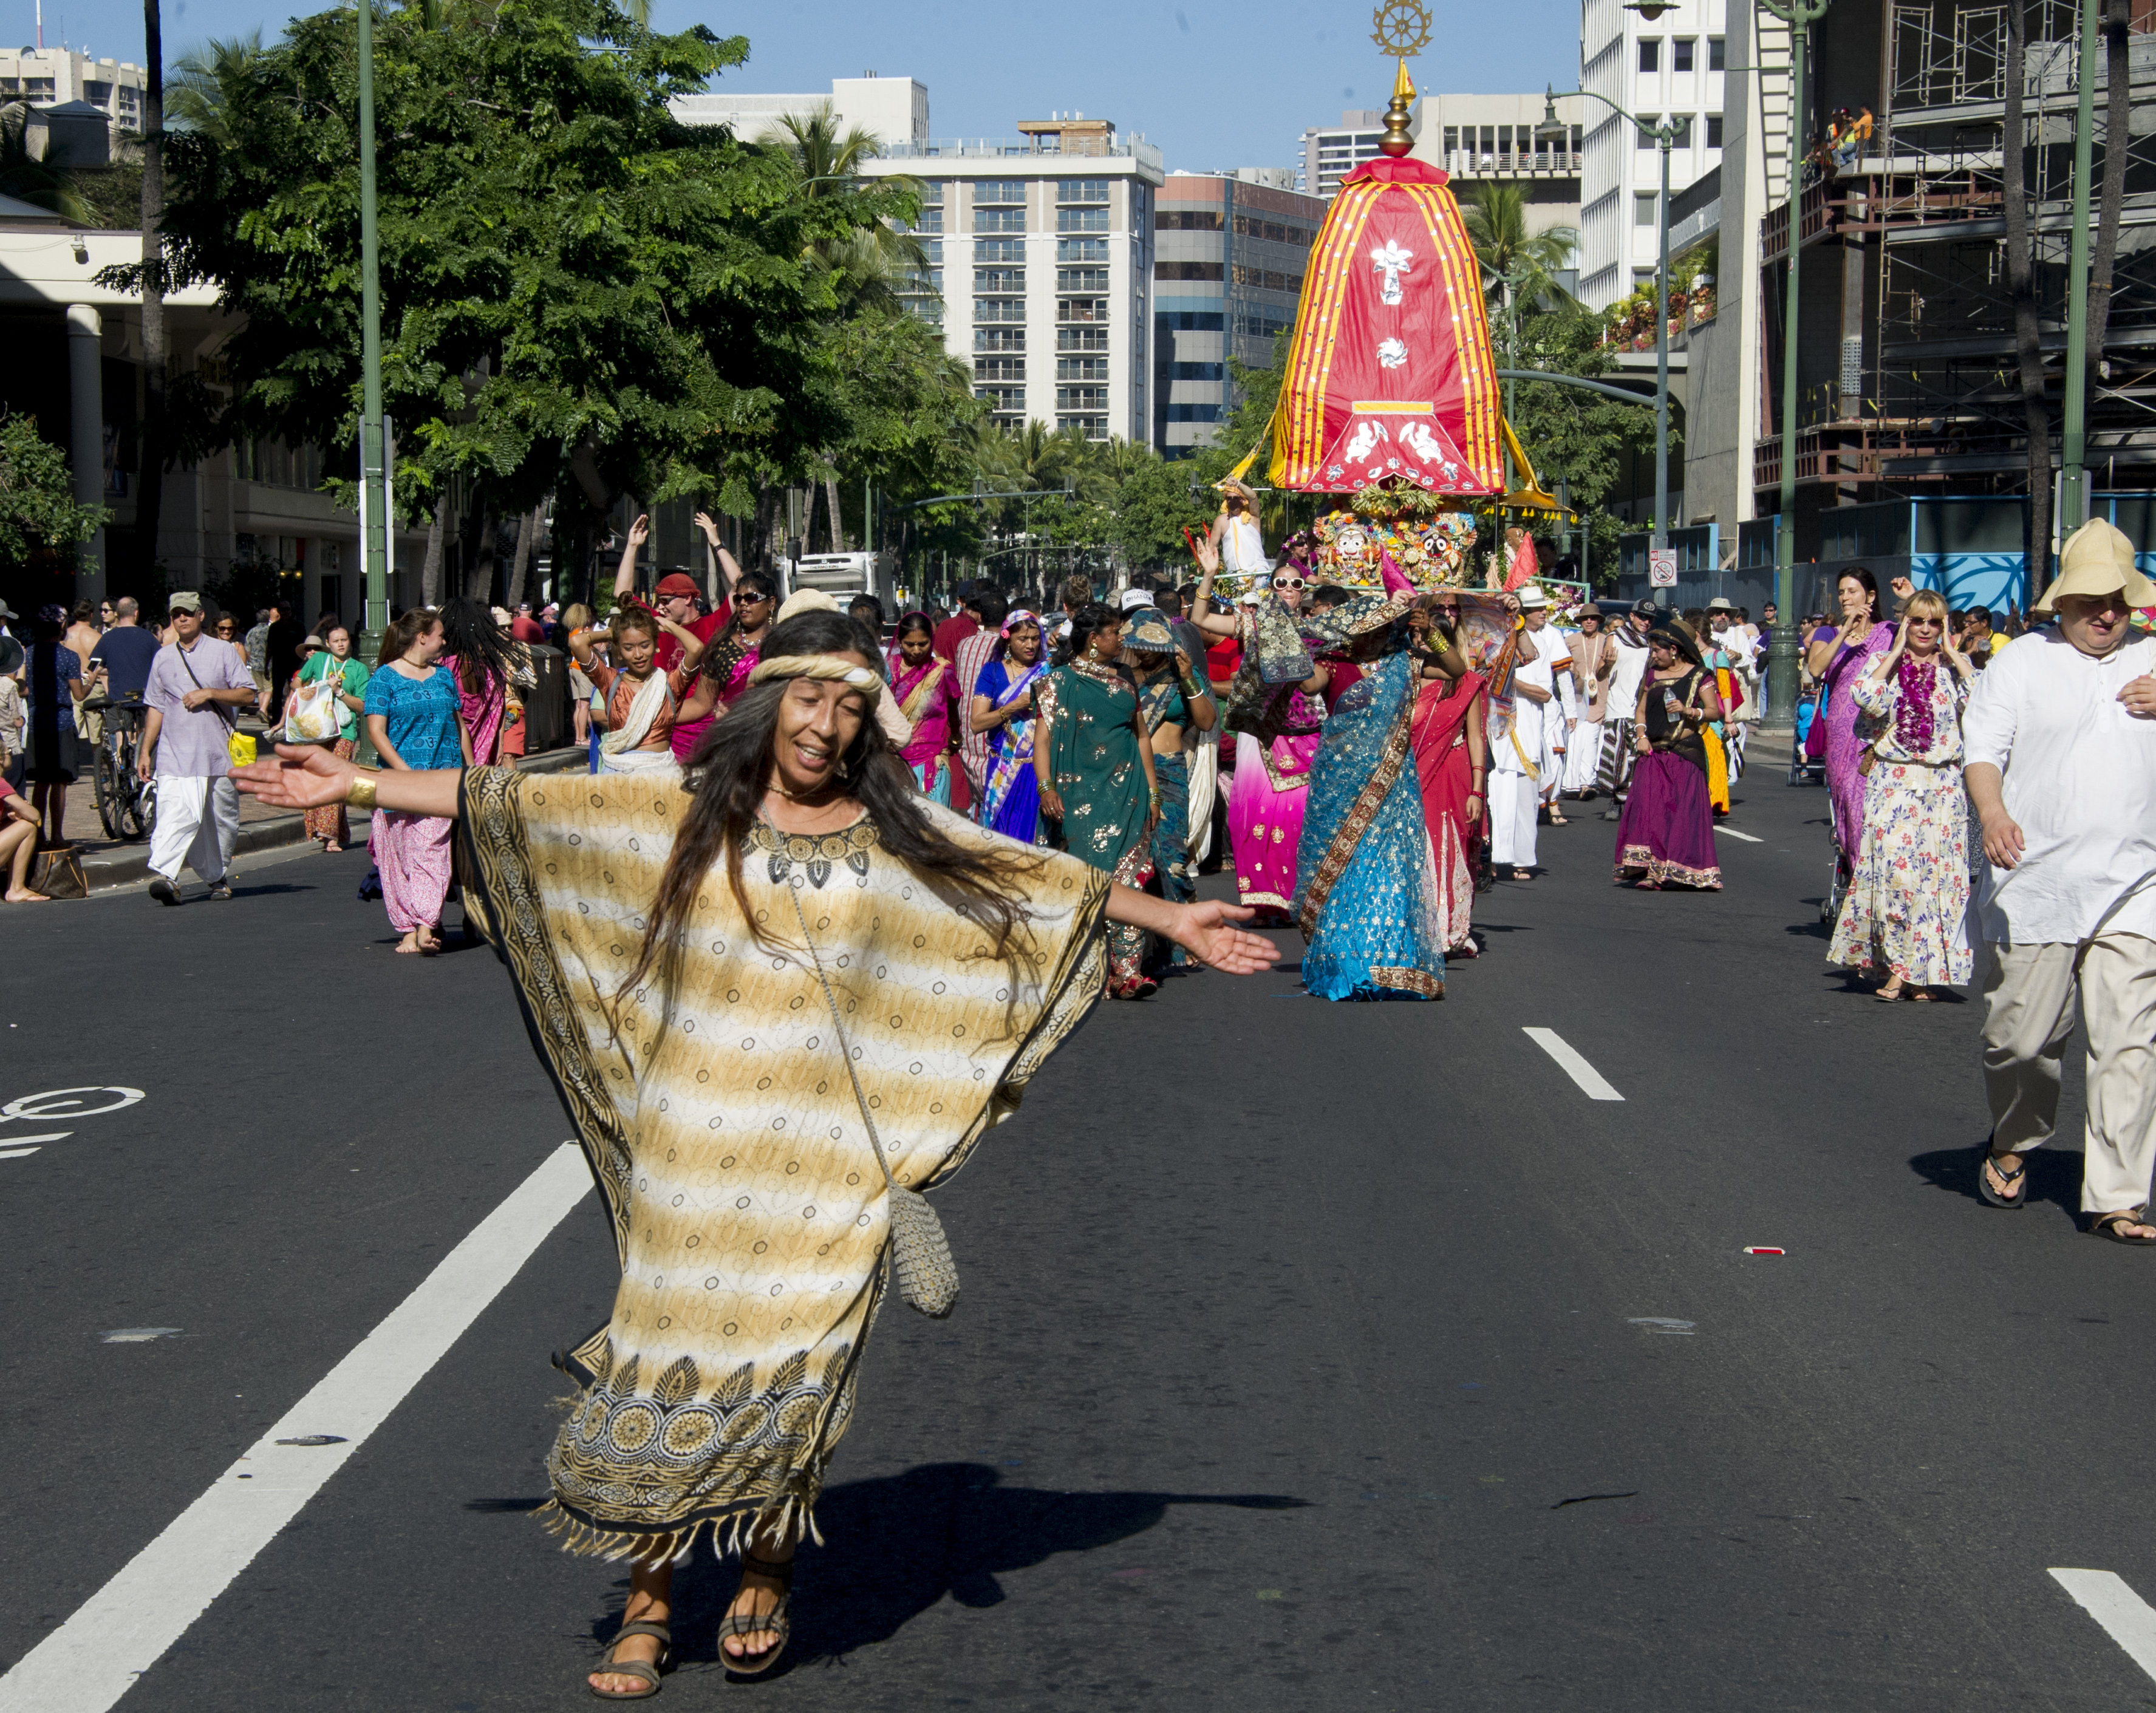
[781,550,900,618]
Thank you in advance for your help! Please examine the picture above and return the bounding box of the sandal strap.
[1985,1154,2027,1185]
[2096,1208,2151,1230]
[591,1657,661,1694]
[609,1621,672,1646]
[720,1598,793,1640]
[741,1553,796,1584]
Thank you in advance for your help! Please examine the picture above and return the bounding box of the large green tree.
[117,0,927,595]
[0,410,108,573]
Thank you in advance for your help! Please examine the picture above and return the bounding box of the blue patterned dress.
[1292,651,1445,1000]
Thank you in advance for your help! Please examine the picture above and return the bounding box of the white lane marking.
[1715,826,1764,842]
[1523,1027,1626,1102]
[0,1142,592,1713]
[0,1087,142,1123]
[2051,1569,2156,1682]
[0,1146,45,1160]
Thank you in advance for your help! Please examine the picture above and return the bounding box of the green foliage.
[0,409,107,571]
[124,0,933,546]
[166,31,271,147]
[0,101,93,222]
[69,162,145,229]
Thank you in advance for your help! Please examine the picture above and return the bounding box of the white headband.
[746,652,913,744]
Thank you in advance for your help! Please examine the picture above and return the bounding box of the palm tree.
[1461,182,1579,313]
[165,30,266,147]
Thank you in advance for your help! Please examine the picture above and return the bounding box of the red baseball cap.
[653,573,701,599]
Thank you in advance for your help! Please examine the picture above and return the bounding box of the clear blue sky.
[21,0,1581,174]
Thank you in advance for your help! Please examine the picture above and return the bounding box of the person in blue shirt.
[91,597,162,702]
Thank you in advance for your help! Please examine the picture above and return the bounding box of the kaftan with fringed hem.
[459,768,1108,1562]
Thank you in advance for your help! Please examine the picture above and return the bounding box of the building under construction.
[1665,0,2156,609]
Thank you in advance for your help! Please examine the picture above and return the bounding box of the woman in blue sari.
[1293,592,1448,1000]
[968,610,1046,841]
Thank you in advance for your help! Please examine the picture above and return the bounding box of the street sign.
[1648,548,1678,588]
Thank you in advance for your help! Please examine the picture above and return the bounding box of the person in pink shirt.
[890,611,961,803]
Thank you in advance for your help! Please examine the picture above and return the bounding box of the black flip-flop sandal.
[589,1620,670,1700]
[1977,1146,2027,1210]
[2088,1208,2156,1245]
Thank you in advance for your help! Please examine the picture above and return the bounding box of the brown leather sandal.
[588,1619,670,1700]
[720,1553,794,1677]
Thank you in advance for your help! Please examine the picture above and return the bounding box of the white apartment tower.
[1298,111,1388,199]
[0,49,146,132]
[1576,0,1728,310]
[862,117,1163,442]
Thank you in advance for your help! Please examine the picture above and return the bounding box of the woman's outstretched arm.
[1106,886,1275,974]
[233,744,461,819]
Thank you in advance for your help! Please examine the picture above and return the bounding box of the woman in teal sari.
[1294,591,1449,1000]
[1035,604,1163,998]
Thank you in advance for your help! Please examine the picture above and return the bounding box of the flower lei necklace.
[1893,652,1938,754]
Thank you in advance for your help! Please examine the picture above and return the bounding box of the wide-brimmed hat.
[1706,596,1737,611]
[299,633,324,650]
[1121,608,1178,654]
[2035,518,2156,612]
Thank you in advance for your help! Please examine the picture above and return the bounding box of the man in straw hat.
[1963,518,2156,1240]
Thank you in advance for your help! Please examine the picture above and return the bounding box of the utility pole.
[355,0,389,658]
[2059,0,2101,531]
[1761,0,1832,728]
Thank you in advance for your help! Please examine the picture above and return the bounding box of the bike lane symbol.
[0,1086,146,1160]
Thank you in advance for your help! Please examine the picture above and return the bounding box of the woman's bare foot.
[4,887,50,902]
[395,930,424,955]
[590,1568,672,1698]
[323,841,343,853]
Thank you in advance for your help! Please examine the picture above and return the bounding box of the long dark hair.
[377,606,439,667]
[618,610,1048,1015]
[1839,567,1882,625]
[1054,601,1119,668]
[440,596,514,695]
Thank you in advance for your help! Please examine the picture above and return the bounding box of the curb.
[82,747,592,893]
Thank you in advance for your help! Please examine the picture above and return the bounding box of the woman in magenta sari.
[438,598,514,764]
[969,610,1046,841]
[891,611,960,803]
[1409,604,1488,958]
[1804,568,1898,873]
[671,573,777,763]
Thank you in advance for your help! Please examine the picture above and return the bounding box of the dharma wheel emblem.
[1370,0,1433,60]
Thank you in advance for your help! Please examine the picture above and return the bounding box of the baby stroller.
[1822,787,1851,926]
[1789,683,1827,786]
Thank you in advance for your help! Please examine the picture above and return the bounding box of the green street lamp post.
[1759,0,1832,728]
[1539,87,1677,603]
[2059,0,2101,533]
[356,0,389,659]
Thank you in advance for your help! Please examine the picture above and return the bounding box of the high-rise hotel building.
[862,117,1164,441]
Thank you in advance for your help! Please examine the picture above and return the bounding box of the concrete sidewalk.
[79,746,590,892]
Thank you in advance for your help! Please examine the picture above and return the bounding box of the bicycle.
[84,695,155,842]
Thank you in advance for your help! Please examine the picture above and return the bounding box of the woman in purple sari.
[968,610,1047,842]
[1804,568,1897,871]
[1614,618,1726,890]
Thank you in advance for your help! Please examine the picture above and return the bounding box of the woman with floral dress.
[1827,590,1977,1000]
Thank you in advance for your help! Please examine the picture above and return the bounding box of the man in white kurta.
[1563,609,1614,794]
[1964,519,2156,1236]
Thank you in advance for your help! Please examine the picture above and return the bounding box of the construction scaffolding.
[1755,0,2156,503]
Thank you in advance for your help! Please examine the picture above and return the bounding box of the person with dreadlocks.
[231,606,1274,1695]
[438,596,517,765]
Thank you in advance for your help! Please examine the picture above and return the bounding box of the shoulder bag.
[786,880,959,1317]
[175,642,254,766]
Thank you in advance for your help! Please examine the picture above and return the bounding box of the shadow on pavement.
[1909,1143,2084,1218]
[578,1463,1308,1675]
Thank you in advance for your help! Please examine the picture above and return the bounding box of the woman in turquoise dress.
[1122,607,1217,975]
[1293,592,1447,1000]
[1034,603,1163,998]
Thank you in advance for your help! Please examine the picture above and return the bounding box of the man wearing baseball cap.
[612,509,742,673]
[1965,518,2156,1239]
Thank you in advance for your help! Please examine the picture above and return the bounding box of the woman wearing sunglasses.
[1189,536,1328,925]
[1827,588,1976,1000]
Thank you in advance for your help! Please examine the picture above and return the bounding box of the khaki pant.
[1983,933,2156,1213]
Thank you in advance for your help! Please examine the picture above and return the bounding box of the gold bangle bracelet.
[346,772,380,811]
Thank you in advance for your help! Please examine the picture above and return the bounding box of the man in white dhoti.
[1209,478,1270,590]
[1598,600,1657,820]
[1491,588,1555,877]
[1967,520,2156,1241]
[1563,607,1615,797]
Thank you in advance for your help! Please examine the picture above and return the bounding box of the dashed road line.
[1522,1027,1625,1101]
[1714,826,1764,843]
[0,1142,591,1713]
[2051,1569,2156,1683]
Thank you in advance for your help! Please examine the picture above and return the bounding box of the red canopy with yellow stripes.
[1266,155,1504,497]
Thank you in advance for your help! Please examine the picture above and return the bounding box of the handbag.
[30,843,86,900]
[283,662,345,744]
[785,882,959,1317]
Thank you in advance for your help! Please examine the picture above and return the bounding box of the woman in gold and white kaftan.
[233,605,1275,1695]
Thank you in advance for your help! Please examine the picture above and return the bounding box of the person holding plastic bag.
[290,623,371,853]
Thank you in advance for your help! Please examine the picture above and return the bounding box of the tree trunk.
[466,504,496,602]
[2086,0,2131,418]
[420,492,449,606]
[825,475,845,553]
[506,504,537,609]
[2003,0,2053,587]
[135,0,166,587]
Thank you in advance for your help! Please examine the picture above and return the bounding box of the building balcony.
[881,136,1163,171]
[1433,149,1583,179]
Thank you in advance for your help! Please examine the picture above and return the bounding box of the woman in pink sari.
[1803,568,1898,875]
[1410,607,1488,957]
[890,610,960,803]
[438,598,513,763]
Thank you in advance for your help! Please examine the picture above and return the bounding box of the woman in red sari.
[890,610,961,803]
[1409,597,1489,958]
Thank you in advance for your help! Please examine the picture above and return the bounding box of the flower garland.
[1893,652,1938,754]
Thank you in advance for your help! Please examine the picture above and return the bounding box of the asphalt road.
[3,763,2152,1712]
